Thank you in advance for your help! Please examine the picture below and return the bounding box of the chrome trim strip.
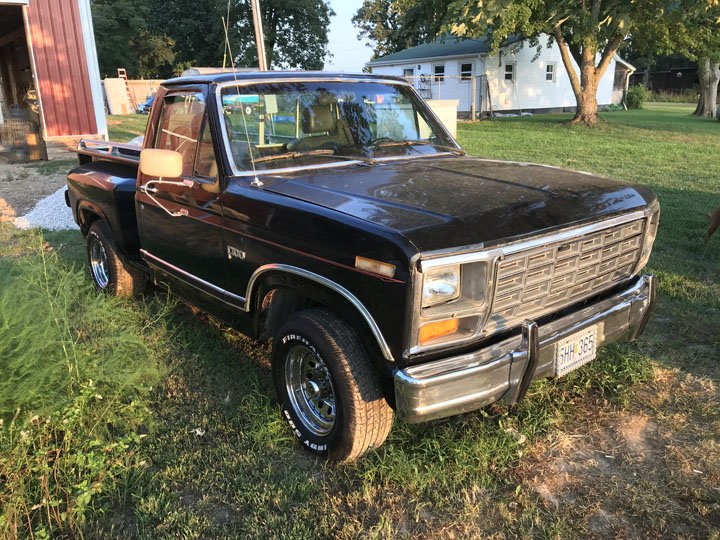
[141,250,247,307]
[420,210,647,270]
[140,252,395,362]
[215,77,461,177]
[245,264,395,362]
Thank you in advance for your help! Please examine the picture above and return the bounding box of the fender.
[245,264,395,363]
[75,199,108,232]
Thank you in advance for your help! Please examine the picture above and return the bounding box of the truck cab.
[66,72,659,461]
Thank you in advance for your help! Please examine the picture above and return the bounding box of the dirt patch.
[0,161,72,216]
[517,367,720,538]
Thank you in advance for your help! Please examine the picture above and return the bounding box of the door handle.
[139,178,192,218]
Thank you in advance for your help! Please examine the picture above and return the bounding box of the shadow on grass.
[37,174,719,536]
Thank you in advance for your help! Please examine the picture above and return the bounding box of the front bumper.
[394,274,656,423]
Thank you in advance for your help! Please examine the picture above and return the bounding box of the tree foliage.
[353,0,453,59]
[148,0,334,71]
[445,0,693,124]
[92,0,334,77]
[91,0,176,78]
[632,1,720,117]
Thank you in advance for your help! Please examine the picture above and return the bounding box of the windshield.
[219,81,459,173]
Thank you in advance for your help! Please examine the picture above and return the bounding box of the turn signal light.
[419,318,459,344]
[355,256,396,278]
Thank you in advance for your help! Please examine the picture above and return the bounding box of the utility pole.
[250,0,268,71]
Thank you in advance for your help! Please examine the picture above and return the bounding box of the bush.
[647,89,698,103]
[626,85,650,109]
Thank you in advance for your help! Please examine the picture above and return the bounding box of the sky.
[324,0,374,72]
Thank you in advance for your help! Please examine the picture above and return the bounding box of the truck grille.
[488,219,645,331]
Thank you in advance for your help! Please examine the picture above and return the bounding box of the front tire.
[272,308,393,462]
[86,220,145,297]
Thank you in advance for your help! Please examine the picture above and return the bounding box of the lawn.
[1,104,718,538]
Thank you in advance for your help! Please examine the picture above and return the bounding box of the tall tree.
[445,0,691,125]
[630,1,720,118]
[353,0,453,59]
[149,0,334,71]
[91,0,176,78]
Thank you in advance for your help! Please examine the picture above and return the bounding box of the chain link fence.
[0,106,44,162]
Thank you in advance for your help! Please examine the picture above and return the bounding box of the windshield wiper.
[253,149,376,166]
[371,139,465,155]
[253,149,334,164]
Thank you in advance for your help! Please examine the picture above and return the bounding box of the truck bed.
[74,139,141,166]
[67,139,141,260]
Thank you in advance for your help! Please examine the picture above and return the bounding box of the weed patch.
[0,225,172,537]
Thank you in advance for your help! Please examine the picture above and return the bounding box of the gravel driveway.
[0,160,79,230]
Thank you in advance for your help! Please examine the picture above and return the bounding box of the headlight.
[422,265,460,307]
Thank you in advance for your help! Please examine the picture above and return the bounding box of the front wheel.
[272,308,393,462]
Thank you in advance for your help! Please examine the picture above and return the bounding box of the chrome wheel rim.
[284,344,336,436]
[89,235,110,289]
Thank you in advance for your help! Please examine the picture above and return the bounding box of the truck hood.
[264,156,656,253]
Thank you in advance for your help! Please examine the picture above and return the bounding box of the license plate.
[554,325,597,377]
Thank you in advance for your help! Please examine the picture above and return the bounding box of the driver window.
[155,93,207,177]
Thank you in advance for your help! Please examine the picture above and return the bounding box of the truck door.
[136,90,227,296]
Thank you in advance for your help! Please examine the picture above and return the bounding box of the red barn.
[0,0,106,161]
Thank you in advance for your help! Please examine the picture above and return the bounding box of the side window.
[155,93,206,177]
[194,119,218,179]
[504,63,516,82]
[546,62,556,82]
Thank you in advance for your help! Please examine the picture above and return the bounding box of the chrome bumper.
[394,274,656,423]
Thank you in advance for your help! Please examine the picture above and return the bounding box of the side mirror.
[140,149,183,178]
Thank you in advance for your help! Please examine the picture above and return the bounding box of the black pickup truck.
[66,72,659,461]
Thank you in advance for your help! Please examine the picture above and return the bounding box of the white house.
[367,34,635,116]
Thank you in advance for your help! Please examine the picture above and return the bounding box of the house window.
[403,68,414,80]
[504,63,516,82]
[546,62,556,82]
[460,62,473,81]
[433,64,445,82]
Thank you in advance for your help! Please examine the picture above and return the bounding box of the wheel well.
[259,285,395,405]
[78,207,101,234]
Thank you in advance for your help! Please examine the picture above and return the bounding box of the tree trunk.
[571,50,600,125]
[694,57,720,118]
[553,27,623,126]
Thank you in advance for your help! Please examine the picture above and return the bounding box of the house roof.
[614,55,636,72]
[367,35,522,66]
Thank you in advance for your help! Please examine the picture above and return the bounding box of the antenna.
[222,7,263,187]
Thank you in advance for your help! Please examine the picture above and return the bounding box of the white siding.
[369,34,617,113]
[372,58,484,112]
[485,35,615,111]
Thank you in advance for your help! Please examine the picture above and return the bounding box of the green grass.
[1,105,718,538]
[107,114,148,142]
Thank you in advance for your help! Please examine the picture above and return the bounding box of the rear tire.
[86,220,145,297]
[272,308,393,462]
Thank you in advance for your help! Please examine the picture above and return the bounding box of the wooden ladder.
[117,68,136,113]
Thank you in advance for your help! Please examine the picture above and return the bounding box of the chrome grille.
[488,219,644,330]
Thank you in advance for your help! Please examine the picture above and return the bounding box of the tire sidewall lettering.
[277,331,333,454]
